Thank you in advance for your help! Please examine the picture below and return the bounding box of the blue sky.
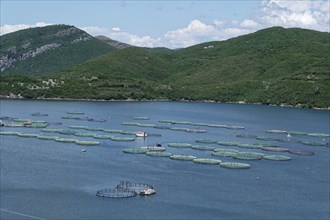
[1,1,329,48]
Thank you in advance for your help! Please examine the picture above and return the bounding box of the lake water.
[0,99,329,219]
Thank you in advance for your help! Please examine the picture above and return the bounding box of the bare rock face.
[0,55,16,71]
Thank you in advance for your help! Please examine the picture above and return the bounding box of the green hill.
[0,26,329,108]
[0,24,116,76]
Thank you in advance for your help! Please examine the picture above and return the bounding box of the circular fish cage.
[263,155,291,161]
[287,131,307,135]
[120,131,136,135]
[266,129,287,134]
[301,141,326,147]
[25,123,48,128]
[98,181,155,196]
[213,148,240,153]
[17,133,39,138]
[58,130,76,135]
[233,152,264,160]
[191,145,216,151]
[137,123,155,127]
[55,138,77,143]
[37,135,59,140]
[307,133,329,137]
[168,143,192,148]
[196,139,218,144]
[62,116,80,120]
[170,155,196,161]
[121,181,154,192]
[74,132,96,137]
[0,131,22,135]
[211,151,238,157]
[186,129,207,133]
[206,124,226,128]
[146,152,172,157]
[236,134,257,139]
[133,116,150,120]
[84,127,104,131]
[173,121,191,125]
[123,148,149,154]
[68,125,88,129]
[193,158,222,165]
[257,143,278,147]
[190,122,208,126]
[13,118,31,122]
[225,125,245,130]
[111,136,136,142]
[158,120,173,123]
[41,128,64,133]
[67,111,84,115]
[140,146,166,152]
[122,122,140,126]
[96,188,137,198]
[217,141,239,146]
[153,125,171,129]
[261,147,289,152]
[93,134,114,139]
[220,162,250,169]
[75,140,100,146]
[288,149,315,156]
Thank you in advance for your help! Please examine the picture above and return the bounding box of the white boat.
[139,188,156,195]
[135,131,147,137]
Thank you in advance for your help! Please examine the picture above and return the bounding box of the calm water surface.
[0,100,329,219]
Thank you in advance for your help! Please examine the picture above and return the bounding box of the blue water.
[0,100,329,219]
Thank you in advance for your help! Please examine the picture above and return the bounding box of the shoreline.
[1,96,329,110]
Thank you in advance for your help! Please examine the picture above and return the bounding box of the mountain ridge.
[0,24,116,76]
[0,25,329,108]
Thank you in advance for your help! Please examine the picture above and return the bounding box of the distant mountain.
[0,25,116,76]
[0,26,329,108]
[95,35,132,49]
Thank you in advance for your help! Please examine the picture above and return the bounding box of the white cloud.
[0,22,52,35]
[268,0,312,12]
[240,19,259,28]
[213,19,226,27]
[257,0,330,31]
[164,19,220,48]
[1,1,329,49]
[112,27,121,32]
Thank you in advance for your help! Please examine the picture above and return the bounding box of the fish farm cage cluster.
[96,181,155,198]
[1,113,329,173]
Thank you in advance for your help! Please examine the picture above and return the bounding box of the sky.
[1,0,329,49]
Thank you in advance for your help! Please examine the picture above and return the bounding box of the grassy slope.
[0,27,329,108]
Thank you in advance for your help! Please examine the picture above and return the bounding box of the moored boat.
[139,188,156,195]
[135,131,147,137]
